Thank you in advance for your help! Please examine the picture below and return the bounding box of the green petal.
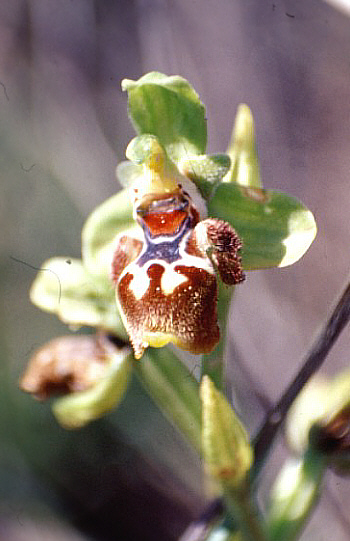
[122,72,207,164]
[224,104,262,188]
[208,183,317,269]
[30,257,127,338]
[116,160,143,188]
[81,188,135,282]
[53,343,132,429]
[180,153,231,200]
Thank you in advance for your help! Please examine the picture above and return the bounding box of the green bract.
[200,376,253,487]
[135,347,202,454]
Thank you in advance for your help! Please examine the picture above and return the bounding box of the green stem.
[201,283,233,389]
[223,482,269,541]
[134,346,202,454]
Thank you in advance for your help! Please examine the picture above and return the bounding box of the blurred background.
[1,0,350,539]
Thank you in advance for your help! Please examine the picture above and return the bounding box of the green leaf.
[53,343,132,429]
[30,257,127,338]
[82,188,135,283]
[122,72,207,164]
[208,183,317,269]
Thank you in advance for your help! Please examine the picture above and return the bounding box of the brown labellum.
[112,183,245,359]
[20,334,120,399]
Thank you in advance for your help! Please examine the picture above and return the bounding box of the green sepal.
[122,72,207,164]
[208,183,317,269]
[30,257,127,338]
[200,376,253,487]
[180,153,231,200]
[82,188,136,283]
[53,344,132,429]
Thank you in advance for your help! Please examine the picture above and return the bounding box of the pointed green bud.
[52,339,132,429]
[224,104,262,188]
[200,376,253,487]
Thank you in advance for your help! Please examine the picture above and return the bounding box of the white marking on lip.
[161,266,188,295]
[120,228,215,302]
[128,266,150,300]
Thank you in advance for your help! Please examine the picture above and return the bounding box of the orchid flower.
[22,72,316,440]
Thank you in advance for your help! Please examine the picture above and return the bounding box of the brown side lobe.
[111,235,143,283]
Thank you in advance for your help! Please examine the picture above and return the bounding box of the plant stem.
[223,483,269,541]
[253,277,350,473]
[134,346,202,453]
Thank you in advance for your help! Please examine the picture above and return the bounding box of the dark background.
[1,1,350,539]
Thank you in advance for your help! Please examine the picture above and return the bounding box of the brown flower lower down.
[20,334,118,399]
